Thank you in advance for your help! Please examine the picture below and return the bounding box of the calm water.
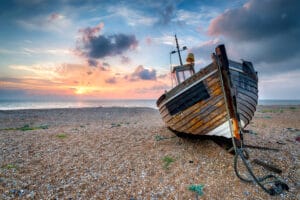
[258,99,300,106]
[0,99,299,110]
[0,99,157,110]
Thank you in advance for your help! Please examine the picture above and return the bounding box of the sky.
[0,0,299,100]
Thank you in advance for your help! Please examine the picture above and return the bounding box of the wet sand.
[0,106,299,199]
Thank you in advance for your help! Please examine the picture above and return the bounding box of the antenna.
[169,34,188,87]
[175,34,183,66]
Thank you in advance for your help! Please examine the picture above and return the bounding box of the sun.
[75,87,87,95]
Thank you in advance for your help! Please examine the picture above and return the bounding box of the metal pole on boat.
[175,34,183,66]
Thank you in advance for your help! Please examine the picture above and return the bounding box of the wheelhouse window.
[172,64,195,85]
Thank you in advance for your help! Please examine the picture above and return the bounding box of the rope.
[233,147,289,195]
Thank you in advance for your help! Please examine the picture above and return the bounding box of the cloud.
[87,59,99,67]
[207,0,300,65]
[103,62,110,67]
[0,77,58,86]
[259,69,300,99]
[157,3,176,25]
[105,77,117,84]
[176,8,219,27]
[120,56,131,64]
[78,22,104,43]
[201,0,300,99]
[191,38,221,59]
[17,12,71,33]
[108,6,157,26]
[87,71,92,75]
[208,0,299,41]
[76,23,138,60]
[152,35,175,46]
[86,59,108,71]
[127,65,157,81]
[48,13,65,21]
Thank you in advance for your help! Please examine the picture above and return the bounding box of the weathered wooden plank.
[162,81,223,121]
[178,107,227,134]
[169,94,225,131]
[236,92,257,110]
[237,102,254,119]
[165,82,210,115]
[192,115,228,136]
[162,83,223,123]
[159,72,222,118]
[185,102,227,132]
[187,109,228,134]
[235,87,258,101]
[231,73,258,89]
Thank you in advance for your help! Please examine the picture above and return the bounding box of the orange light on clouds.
[3,61,171,99]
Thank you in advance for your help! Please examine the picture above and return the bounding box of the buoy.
[186,53,194,63]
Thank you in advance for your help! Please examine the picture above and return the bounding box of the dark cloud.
[121,56,131,64]
[88,34,138,58]
[105,77,117,84]
[77,24,138,59]
[88,59,99,67]
[126,65,157,81]
[208,0,300,41]
[207,0,300,73]
[87,59,109,71]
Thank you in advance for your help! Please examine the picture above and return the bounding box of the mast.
[175,34,183,66]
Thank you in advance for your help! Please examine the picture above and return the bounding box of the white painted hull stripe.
[229,66,244,73]
[206,120,231,138]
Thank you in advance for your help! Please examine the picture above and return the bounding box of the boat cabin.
[172,63,195,85]
[172,52,195,85]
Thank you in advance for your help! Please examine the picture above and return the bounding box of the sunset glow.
[75,87,90,95]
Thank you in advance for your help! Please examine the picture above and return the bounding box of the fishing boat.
[156,35,290,196]
[156,35,258,140]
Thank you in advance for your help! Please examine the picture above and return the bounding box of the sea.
[0,99,157,110]
[0,99,299,111]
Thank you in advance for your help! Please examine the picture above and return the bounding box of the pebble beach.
[0,105,299,199]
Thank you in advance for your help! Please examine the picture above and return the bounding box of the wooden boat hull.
[229,60,258,127]
[157,53,258,139]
